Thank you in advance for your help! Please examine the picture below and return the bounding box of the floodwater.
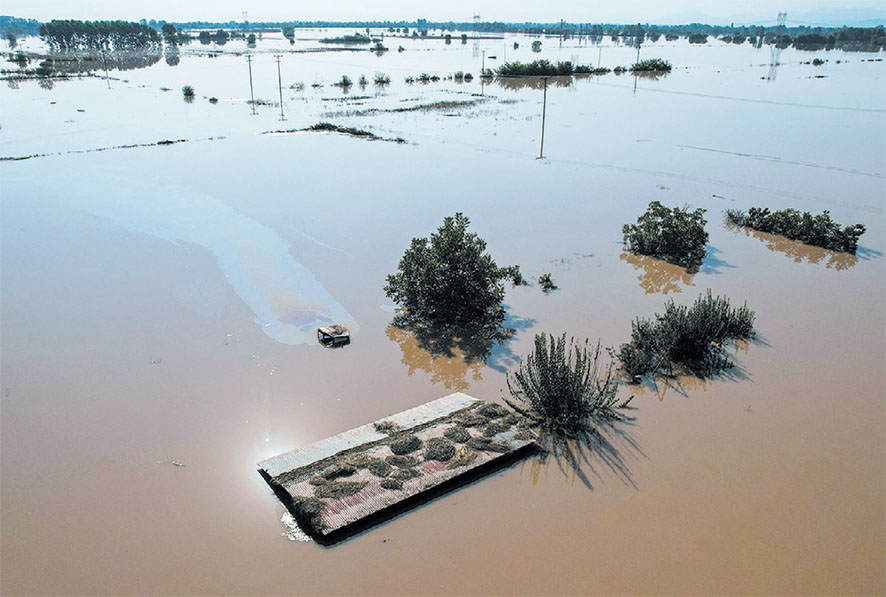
[1,29,884,595]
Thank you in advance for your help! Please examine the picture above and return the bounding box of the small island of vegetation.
[623,201,709,272]
[726,207,866,255]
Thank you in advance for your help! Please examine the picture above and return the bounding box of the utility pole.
[538,76,549,159]
[246,54,256,114]
[101,49,110,89]
[274,55,285,120]
[481,48,486,73]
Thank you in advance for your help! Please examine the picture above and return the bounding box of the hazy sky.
[6,0,885,25]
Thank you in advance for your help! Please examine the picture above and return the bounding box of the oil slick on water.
[45,171,358,345]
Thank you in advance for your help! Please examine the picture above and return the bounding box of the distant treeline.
[5,16,884,53]
[166,20,886,51]
[39,20,160,50]
[1,16,41,36]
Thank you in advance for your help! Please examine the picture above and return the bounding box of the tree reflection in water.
[620,251,696,294]
[385,317,515,391]
[725,222,859,270]
[494,75,574,91]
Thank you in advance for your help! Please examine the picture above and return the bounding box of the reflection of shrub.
[726,207,865,254]
[463,72,473,81]
[384,213,510,326]
[390,435,422,455]
[623,201,708,271]
[504,333,628,436]
[617,290,755,379]
[424,437,456,461]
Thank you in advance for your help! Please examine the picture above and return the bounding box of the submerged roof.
[258,392,536,537]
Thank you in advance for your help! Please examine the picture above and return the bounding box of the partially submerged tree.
[385,213,508,327]
[623,201,708,272]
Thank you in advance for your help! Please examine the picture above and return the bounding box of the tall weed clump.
[504,333,632,437]
[623,201,709,271]
[726,207,866,255]
[617,290,755,379]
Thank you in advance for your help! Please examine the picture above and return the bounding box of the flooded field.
[2,30,884,595]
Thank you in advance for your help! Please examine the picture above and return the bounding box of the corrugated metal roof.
[258,392,536,536]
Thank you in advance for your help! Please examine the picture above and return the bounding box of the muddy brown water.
[1,32,884,595]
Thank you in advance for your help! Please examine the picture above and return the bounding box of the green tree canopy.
[384,213,507,326]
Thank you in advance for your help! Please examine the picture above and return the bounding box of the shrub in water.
[631,58,672,72]
[501,265,528,286]
[504,333,630,437]
[617,290,756,379]
[181,84,195,98]
[538,273,557,292]
[725,207,865,255]
[623,201,709,271]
